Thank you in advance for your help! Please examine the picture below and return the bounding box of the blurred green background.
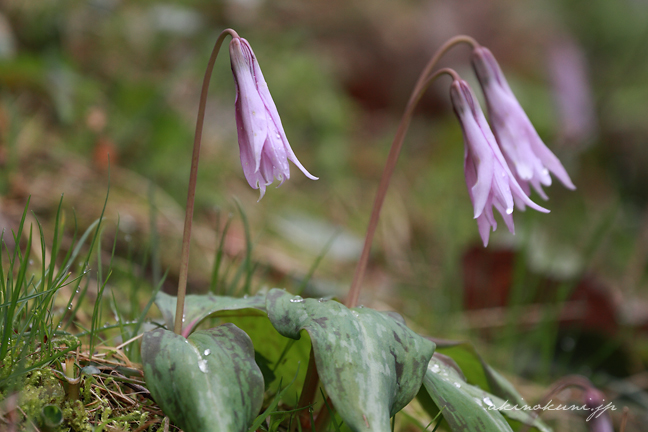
[1,0,648,429]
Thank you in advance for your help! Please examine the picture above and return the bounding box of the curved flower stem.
[298,69,458,415]
[174,28,240,335]
[518,375,593,432]
[295,35,477,426]
[344,36,478,309]
[298,36,476,425]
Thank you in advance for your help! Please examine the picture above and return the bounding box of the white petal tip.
[256,185,266,202]
[300,169,318,181]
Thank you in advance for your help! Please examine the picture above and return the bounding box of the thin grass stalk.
[46,195,65,291]
[234,199,254,295]
[295,232,337,296]
[148,184,162,291]
[1,225,32,361]
[60,185,110,331]
[210,213,233,294]
[51,208,77,288]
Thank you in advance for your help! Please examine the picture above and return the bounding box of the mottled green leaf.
[458,384,552,432]
[155,291,266,336]
[157,290,309,403]
[266,288,435,432]
[434,339,527,407]
[423,354,551,432]
[141,324,264,432]
[423,355,513,432]
[227,315,311,404]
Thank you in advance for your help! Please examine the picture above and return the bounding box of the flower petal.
[472,46,576,196]
[248,38,319,181]
[452,81,494,218]
[452,78,549,246]
[231,38,270,172]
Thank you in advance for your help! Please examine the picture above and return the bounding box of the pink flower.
[229,37,317,199]
[584,388,614,432]
[472,47,575,205]
[450,79,549,247]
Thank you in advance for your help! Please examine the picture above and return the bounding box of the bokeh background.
[1,0,648,429]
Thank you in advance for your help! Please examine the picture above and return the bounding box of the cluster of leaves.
[0,196,590,431]
[141,288,552,432]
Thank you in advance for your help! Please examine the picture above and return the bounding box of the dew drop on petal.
[506,207,513,215]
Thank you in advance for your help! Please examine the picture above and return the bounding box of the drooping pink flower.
[584,387,614,432]
[450,79,549,247]
[471,47,575,205]
[229,37,317,199]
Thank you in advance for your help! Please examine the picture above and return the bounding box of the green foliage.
[420,349,552,432]
[154,291,267,336]
[436,341,526,406]
[266,288,436,432]
[5,2,645,430]
[0,196,105,390]
[422,355,514,432]
[141,324,265,432]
